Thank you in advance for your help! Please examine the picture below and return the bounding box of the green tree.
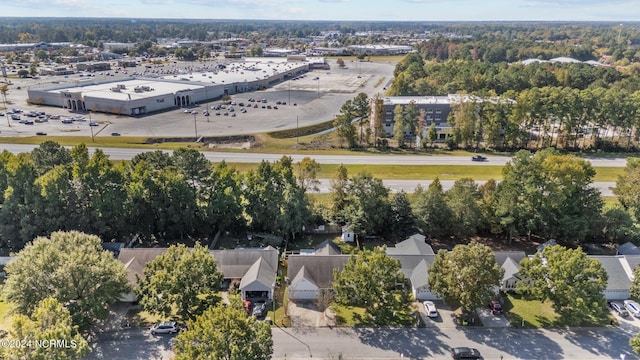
[137,243,223,322]
[446,178,482,237]
[333,247,411,324]
[427,123,438,147]
[2,297,90,360]
[297,157,320,192]
[630,266,640,302]
[30,140,72,175]
[197,161,244,238]
[329,164,349,224]
[495,149,602,243]
[334,100,357,148]
[429,242,504,315]
[389,191,415,240]
[393,104,406,147]
[412,179,452,238]
[613,157,640,221]
[517,245,608,326]
[173,296,272,360]
[342,172,391,237]
[3,231,130,331]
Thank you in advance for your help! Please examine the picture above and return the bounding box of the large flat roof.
[161,59,308,85]
[48,78,206,101]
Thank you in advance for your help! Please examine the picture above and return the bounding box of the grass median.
[226,163,623,182]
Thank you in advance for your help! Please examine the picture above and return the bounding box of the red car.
[489,301,502,315]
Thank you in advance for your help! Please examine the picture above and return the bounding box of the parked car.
[624,300,640,317]
[471,155,487,162]
[489,301,502,315]
[89,122,99,126]
[451,347,482,359]
[423,301,438,318]
[252,301,267,318]
[111,132,121,136]
[36,132,47,136]
[150,321,179,335]
[609,301,629,317]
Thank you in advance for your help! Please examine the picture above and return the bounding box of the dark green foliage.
[333,247,412,325]
[137,243,223,321]
[518,245,608,326]
[3,231,130,332]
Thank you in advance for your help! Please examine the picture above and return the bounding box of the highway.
[0,144,623,195]
[0,143,628,167]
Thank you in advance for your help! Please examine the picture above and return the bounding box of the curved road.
[0,144,623,195]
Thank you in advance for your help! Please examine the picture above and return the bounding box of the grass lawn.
[222,162,621,182]
[331,303,416,327]
[331,304,368,326]
[503,293,614,328]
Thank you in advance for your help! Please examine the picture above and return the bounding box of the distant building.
[370,94,510,141]
[346,44,414,55]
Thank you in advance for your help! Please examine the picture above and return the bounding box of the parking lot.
[0,59,394,138]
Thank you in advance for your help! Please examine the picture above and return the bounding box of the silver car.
[150,321,179,335]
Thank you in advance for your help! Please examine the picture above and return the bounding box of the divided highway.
[0,144,624,196]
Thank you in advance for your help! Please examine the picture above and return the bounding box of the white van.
[624,300,640,317]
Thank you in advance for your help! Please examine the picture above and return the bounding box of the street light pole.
[193,112,198,141]
[296,115,299,144]
[89,111,94,142]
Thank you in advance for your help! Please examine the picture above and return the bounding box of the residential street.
[85,320,640,360]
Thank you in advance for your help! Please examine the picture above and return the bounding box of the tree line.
[1,143,639,253]
[387,49,640,152]
[0,142,316,251]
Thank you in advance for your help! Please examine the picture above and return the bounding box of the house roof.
[386,234,434,256]
[239,257,277,290]
[314,240,342,255]
[287,255,350,288]
[387,254,436,282]
[618,242,640,255]
[290,265,317,287]
[117,248,170,286]
[102,242,125,258]
[494,251,527,267]
[624,255,640,273]
[409,259,430,290]
[210,247,279,279]
[501,257,521,282]
[590,255,632,291]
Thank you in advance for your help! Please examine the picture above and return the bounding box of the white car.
[150,321,179,335]
[624,300,640,317]
[423,301,438,318]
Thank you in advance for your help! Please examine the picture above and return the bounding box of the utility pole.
[193,112,198,141]
[296,115,299,144]
[89,111,94,142]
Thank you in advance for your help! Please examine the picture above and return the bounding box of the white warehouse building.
[27,56,326,116]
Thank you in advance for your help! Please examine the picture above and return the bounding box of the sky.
[1,0,639,21]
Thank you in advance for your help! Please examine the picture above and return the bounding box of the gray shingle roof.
[386,234,434,255]
[287,255,350,288]
[314,240,342,255]
[210,247,279,279]
[117,248,170,286]
[590,255,633,291]
[239,257,277,290]
[618,242,640,255]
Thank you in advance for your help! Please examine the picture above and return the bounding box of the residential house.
[117,248,169,302]
[287,255,350,301]
[386,234,437,300]
[287,240,350,301]
[117,246,278,302]
[210,246,279,301]
[590,255,635,300]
